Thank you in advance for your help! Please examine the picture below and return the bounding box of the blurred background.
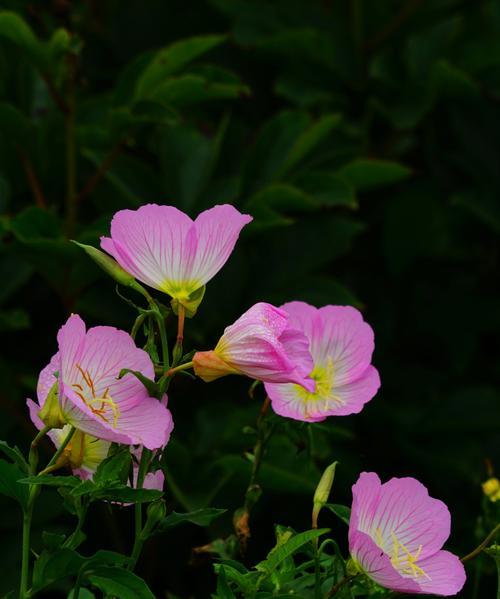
[0,0,499,597]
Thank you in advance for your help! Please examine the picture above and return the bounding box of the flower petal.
[368,476,451,561]
[315,306,375,385]
[187,204,252,284]
[101,204,196,294]
[329,365,380,415]
[69,325,154,411]
[350,529,420,593]
[413,550,466,596]
[113,397,174,450]
[57,314,86,383]
[280,301,318,342]
[37,352,60,406]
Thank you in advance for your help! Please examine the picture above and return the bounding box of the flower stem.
[166,361,194,377]
[64,56,77,238]
[234,396,273,548]
[130,448,151,569]
[327,573,357,597]
[461,522,500,563]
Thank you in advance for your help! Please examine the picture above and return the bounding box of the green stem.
[326,573,357,597]
[28,425,51,474]
[131,313,147,341]
[38,427,76,476]
[166,361,193,377]
[20,490,36,599]
[461,522,500,563]
[130,448,151,569]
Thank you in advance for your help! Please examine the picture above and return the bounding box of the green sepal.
[170,285,205,318]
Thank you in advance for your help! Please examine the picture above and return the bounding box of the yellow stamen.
[294,358,344,405]
[72,366,120,428]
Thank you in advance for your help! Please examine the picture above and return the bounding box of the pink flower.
[29,314,173,451]
[131,447,165,493]
[192,302,315,390]
[100,204,252,304]
[264,302,380,422]
[348,472,466,596]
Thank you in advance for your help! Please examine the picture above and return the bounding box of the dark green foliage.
[0,0,498,597]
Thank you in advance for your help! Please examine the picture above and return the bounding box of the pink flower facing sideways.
[28,314,174,459]
[193,302,315,390]
[100,204,252,305]
[264,302,380,422]
[349,472,466,596]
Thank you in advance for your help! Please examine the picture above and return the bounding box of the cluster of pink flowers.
[27,203,466,596]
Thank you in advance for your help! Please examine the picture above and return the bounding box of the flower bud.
[141,499,167,539]
[72,241,141,289]
[312,461,338,528]
[192,350,240,382]
[482,477,500,502]
[38,381,66,429]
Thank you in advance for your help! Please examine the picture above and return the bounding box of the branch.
[16,148,47,208]
[76,140,124,204]
[461,522,500,563]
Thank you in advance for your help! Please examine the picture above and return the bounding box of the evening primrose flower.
[29,314,173,450]
[100,204,252,309]
[264,302,380,422]
[192,302,315,390]
[349,472,466,596]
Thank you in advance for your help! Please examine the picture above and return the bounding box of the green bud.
[38,381,66,429]
[312,461,338,528]
[171,285,206,318]
[72,241,143,290]
[141,499,167,539]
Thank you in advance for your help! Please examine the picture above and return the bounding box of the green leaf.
[246,184,315,230]
[0,459,29,508]
[42,531,66,551]
[0,11,47,71]
[135,34,226,98]
[324,503,351,525]
[214,564,258,596]
[294,173,357,208]
[0,440,28,472]
[147,74,249,108]
[20,475,81,488]
[67,589,95,599]
[255,528,329,575]
[93,448,131,486]
[213,566,237,599]
[159,508,227,531]
[336,159,412,191]
[117,369,159,397]
[86,566,155,599]
[279,114,341,176]
[92,486,163,504]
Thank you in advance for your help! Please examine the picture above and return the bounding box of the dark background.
[0,0,499,597]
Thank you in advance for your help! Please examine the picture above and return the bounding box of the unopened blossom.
[28,398,110,479]
[264,302,380,422]
[349,472,466,596]
[193,302,315,390]
[482,477,500,502]
[30,314,173,451]
[100,204,252,306]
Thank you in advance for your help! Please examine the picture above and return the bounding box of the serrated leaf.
[255,528,329,575]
